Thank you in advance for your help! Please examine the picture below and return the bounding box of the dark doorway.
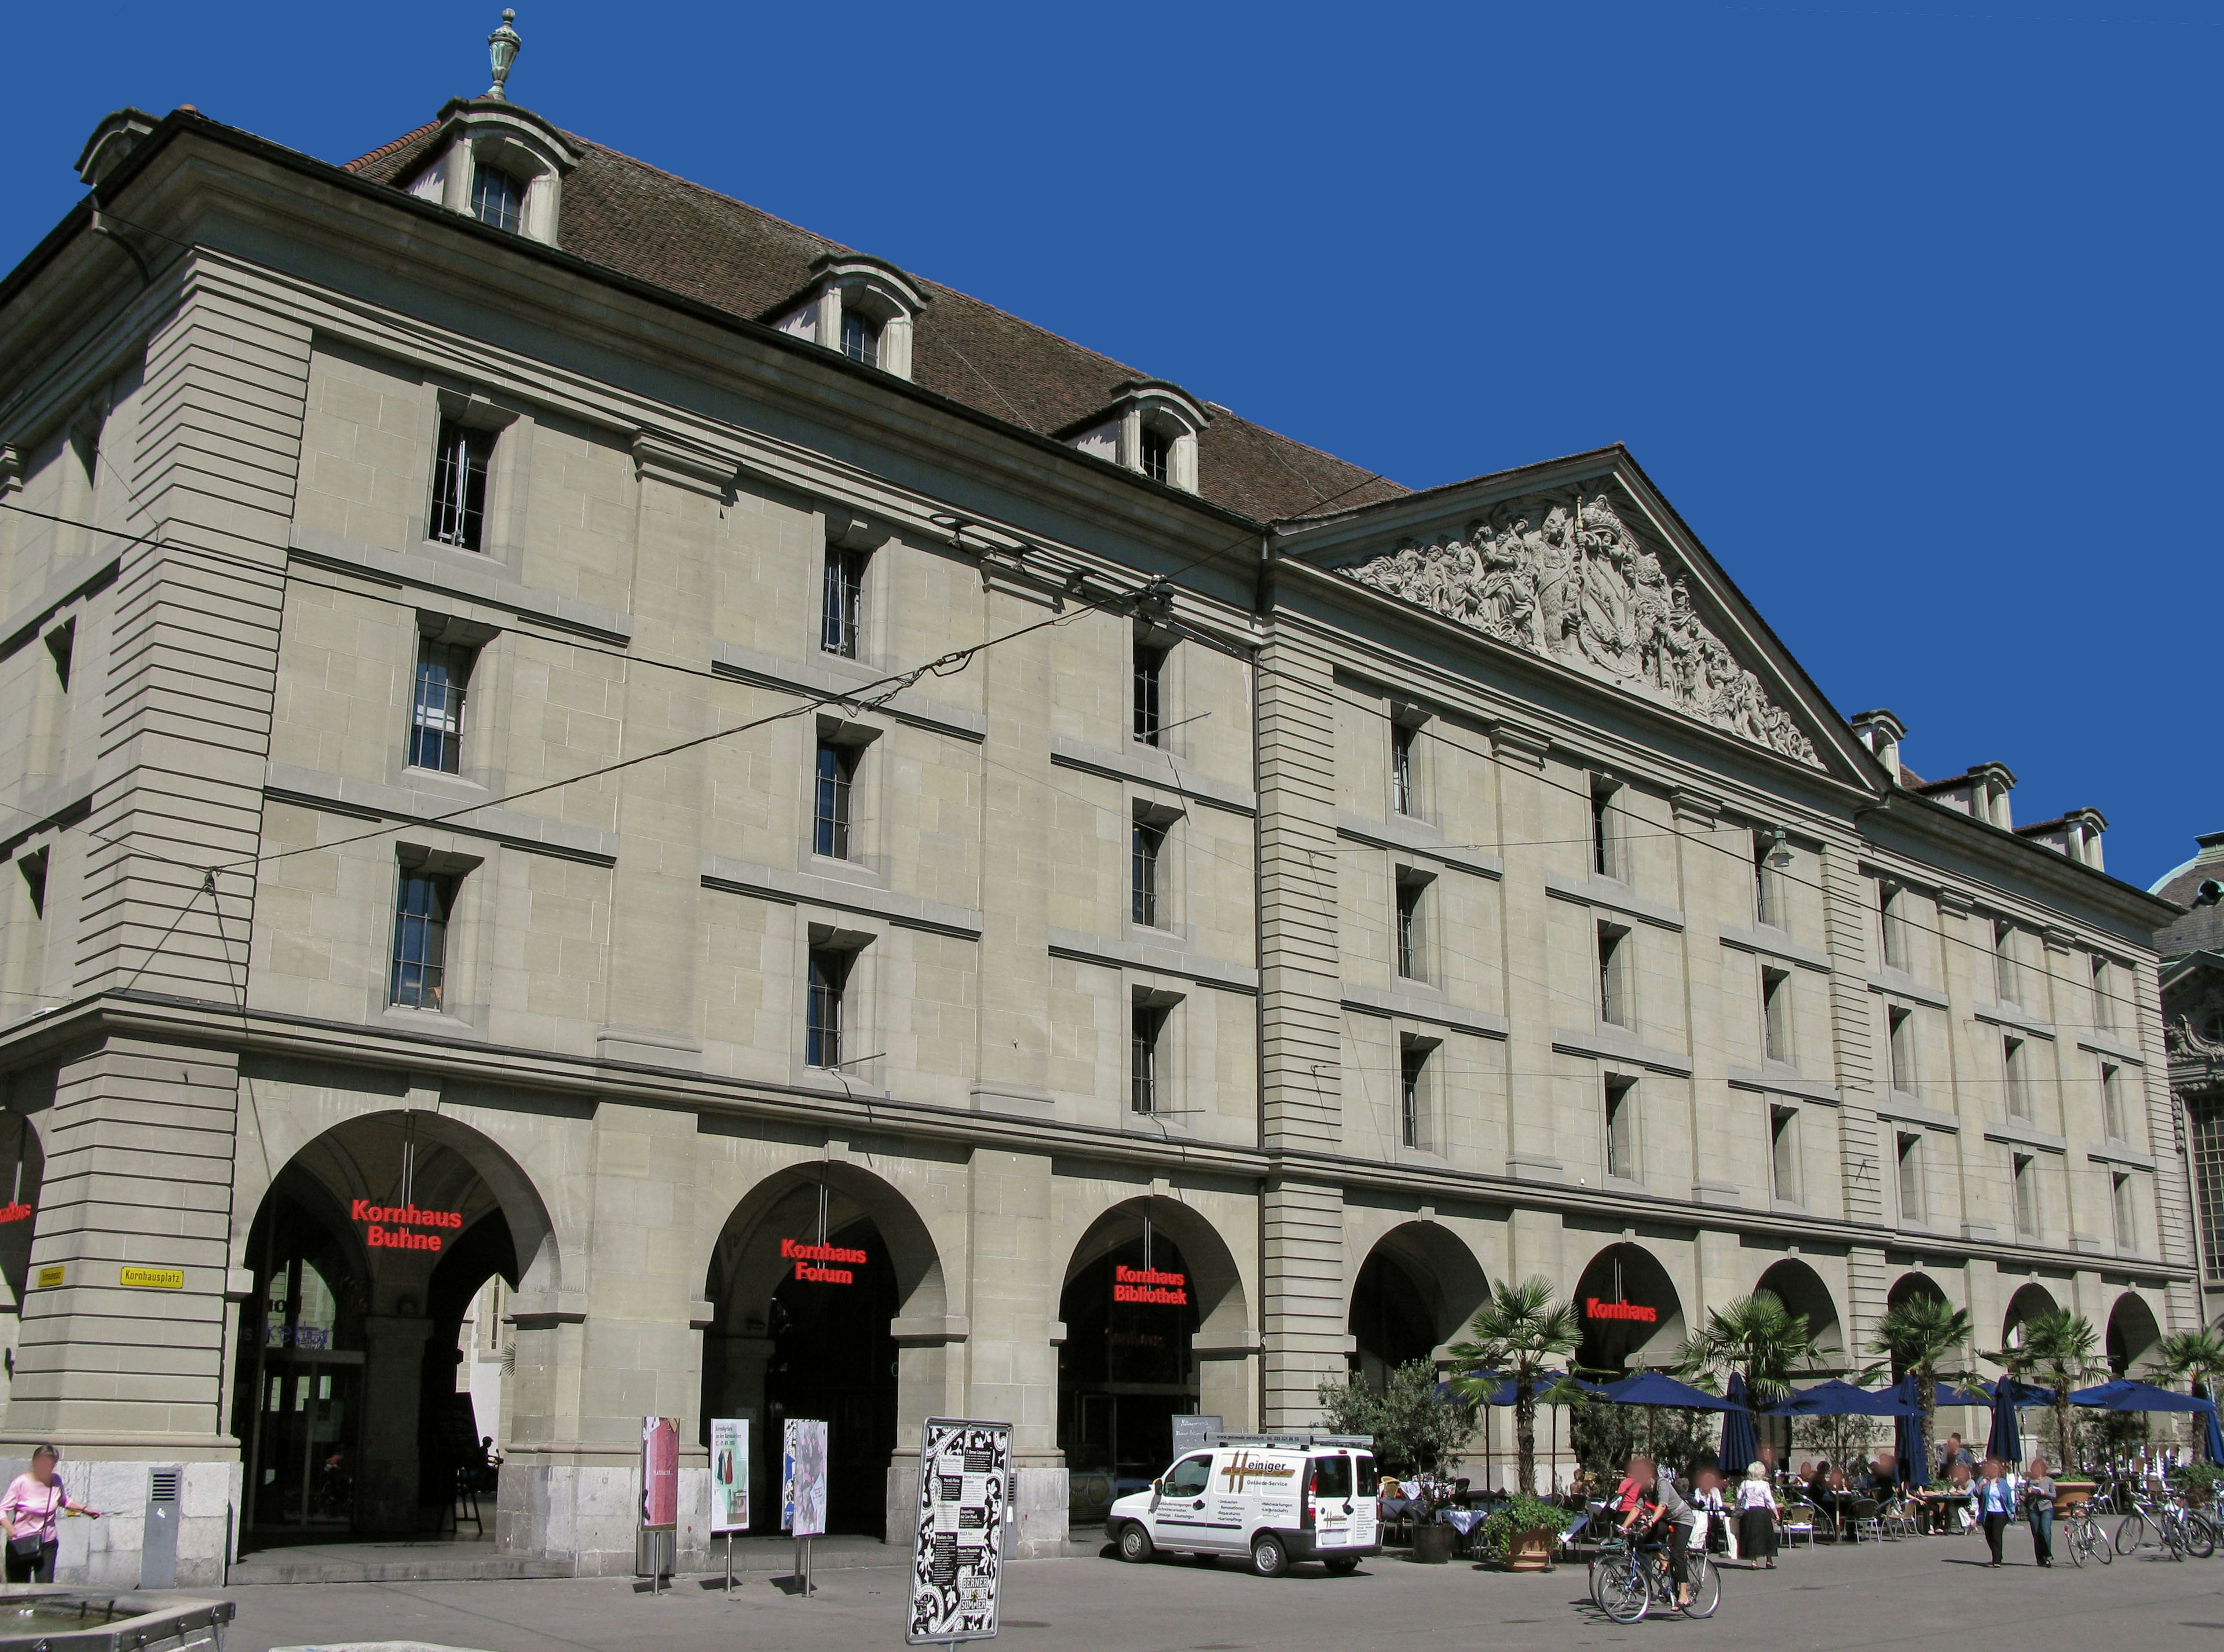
[1348,1248,1439,1385]
[762,1216,897,1536]
[1572,1243,1683,1376]
[1058,1230,1200,1487]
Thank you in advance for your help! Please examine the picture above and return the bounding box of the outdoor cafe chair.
[1850,1497,1883,1543]
[1779,1500,1819,1551]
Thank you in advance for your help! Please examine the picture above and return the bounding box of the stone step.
[229,1549,572,1585]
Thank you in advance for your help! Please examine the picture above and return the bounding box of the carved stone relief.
[1334,488,1821,766]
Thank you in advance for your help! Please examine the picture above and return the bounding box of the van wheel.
[1117,1523,1155,1563]
[1324,1556,1359,1575]
[1250,1533,1290,1578]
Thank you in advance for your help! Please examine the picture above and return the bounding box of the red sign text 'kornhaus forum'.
[1113,1264,1189,1306]
[0,1201,30,1224]
[1584,1297,1658,1324]
[781,1235,865,1284]
[351,1198,463,1252]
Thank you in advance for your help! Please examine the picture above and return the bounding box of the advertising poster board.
[906,1417,1010,1645]
[709,1417,750,1534]
[641,1416,679,1531]
[782,1417,828,1537]
[1170,1415,1221,1456]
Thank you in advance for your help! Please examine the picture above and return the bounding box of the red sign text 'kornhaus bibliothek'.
[1113,1264,1189,1305]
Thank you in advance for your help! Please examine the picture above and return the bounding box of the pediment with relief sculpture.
[1329,483,1821,767]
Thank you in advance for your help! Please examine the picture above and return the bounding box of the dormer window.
[471,164,525,233]
[840,309,882,368]
[1058,380,1211,494]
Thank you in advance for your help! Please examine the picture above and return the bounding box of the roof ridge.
[345,120,438,174]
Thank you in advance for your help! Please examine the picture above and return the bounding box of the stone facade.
[0,85,2195,1585]
[2148,837,2224,1332]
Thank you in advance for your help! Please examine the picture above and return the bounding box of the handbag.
[7,1533,42,1558]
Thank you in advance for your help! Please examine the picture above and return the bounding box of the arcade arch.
[698,1161,946,1538]
[1347,1222,1490,1386]
[2001,1282,2060,1354]
[1572,1243,1685,1374]
[1753,1259,1843,1366]
[228,1110,552,1547]
[1887,1271,1949,1311]
[2106,1292,2163,1376]
[1056,1197,1246,1496]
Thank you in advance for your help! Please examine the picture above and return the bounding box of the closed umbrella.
[1720,1372,1760,1472]
[1985,1383,2023,1465]
[1893,1377,1927,1489]
[2203,1398,2224,1467]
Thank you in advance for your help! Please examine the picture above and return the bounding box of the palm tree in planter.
[1998,1310,2102,1473]
[1449,1276,1581,1496]
[1678,1290,1819,1406]
[1868,1294,1973,1479]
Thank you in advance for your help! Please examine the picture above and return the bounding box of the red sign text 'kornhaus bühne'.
[350,1198,463,1252]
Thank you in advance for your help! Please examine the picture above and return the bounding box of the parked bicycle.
[1592,1534,1721,1622]
[2114,1485,2218,1560]
[2059,1499,2113,1567]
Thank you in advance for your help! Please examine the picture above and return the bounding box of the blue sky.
[5,3,2215,891]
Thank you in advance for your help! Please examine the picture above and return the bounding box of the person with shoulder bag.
[2022,1457,2058,1567]
[2,1445,100,1583]
[1736,1460,1779,1569]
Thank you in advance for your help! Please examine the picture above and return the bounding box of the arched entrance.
[2001,1282,2060,1354]
[1347,1222,1490,1386]
[1572,1244,1684,1375]
[2106,1292,2162,1376]
[228,1111,551,1548]
[700,1163,945,1538]
[1754,1260,1843,1366]
[1056,1198,1246,1503]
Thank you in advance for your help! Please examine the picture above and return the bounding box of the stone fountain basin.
[0,1588,232,1652]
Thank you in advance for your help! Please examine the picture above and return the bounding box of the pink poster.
[641,1415,679,1532]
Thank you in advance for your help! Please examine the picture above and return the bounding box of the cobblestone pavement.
[224,1535,2224,1652]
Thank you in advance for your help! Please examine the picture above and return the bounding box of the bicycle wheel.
[2116,1511,2150,1556]
[1679,1552,1721,1619]
[2093,1516,2113,1564]
[2184,1514,2218,1560]
[1597,1556,1649,1624]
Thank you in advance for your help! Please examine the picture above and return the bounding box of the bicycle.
[2114,1487,2218,1560]
[2058,1499,2112,1567]
[1593,1532,1721,1622]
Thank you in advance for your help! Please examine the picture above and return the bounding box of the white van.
[1106,1434,1380,1577]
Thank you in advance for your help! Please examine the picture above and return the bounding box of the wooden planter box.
[2051,1480,2097,1513]
[1411,1523,1457,1564]
[1505,1526,1558,1571]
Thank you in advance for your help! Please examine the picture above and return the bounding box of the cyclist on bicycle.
[1617,1457,1699,1610]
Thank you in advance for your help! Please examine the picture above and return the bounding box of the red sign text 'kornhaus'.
[1113,1264,1189,1306]
[1585,1297,1658,1324]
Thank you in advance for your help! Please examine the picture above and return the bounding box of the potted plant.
[1317,1358,1477,1562]
[1476,1492,1571,1572]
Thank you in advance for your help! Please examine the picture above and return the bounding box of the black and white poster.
[906,1417,1009,1645]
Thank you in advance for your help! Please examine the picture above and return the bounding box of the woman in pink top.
[3,1444,100,1582]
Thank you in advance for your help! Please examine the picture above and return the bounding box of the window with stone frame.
[1604,1075,1638,1182]
[471,163,525,233]
[2112,1172,2138,1253]
[2101,1063,2127,1142]
[1395,871,1429,982]
[1897,1131,1926,1226]
[428,418,495,551]
[839,307,881,368]
[1133,636,1168,746]
[1391,722,1417,816]
[2004,1036,2032,1121]
[806,946,852,1069]
[1887,1004,1916,1095]
[1399,1040,1431,1150]
[1879,880,1910,972]
[814,740,857,859]
[1139,425,1172,484]
[2091,954,2117,1031]
[1770,1104,1801,1205]
[1598,922,1633,1029]
[1992,918,2020,1006]
[1131,816,1166,929]
[1591,776,1622,881]
[390,868,458,1011]
[821,544,869,658]
[2012,1152,2040,1238]
[407,636,475,773]
[2188,1094,2224,1280]
[1130,1000,1169,1114]
[1761,966,1794,1064]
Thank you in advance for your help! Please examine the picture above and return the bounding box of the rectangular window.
[17,849,47,920]
[839,309,881,368]
[1130,1002,1166,1114]
[2188,1098,2224,1279]
[2091,955,2115,1030]
[1391,724,1415,816]
[1591,778,1619,880]
[407,638,474,773]
[1887,1004,1916,1094]
[2013,1152,2039,1238]
[1599,923,1630,1029]
[1992,919,2018,1006]
[1133,640,1166,746]
[1140,426,1172,484]
[806,947,850,1069]
[821,547,868,657]
[1395,875,1425,981]
[814,741,856,859]
[2112,1172,2137,1253]
[1131,818,1165,928]
[1400,1043,1428,1150]
[1753,832,1778,929]
[471,164,524,233]
[427,419,494,551]
[1879,881,1908,971]
[1771,1105,1801,1204]
[2101,1063,2126,1142]
[1762,966,1793,1064]
[45,622,73,695]
[2004,1037,2031,1121]
[1897,1131,1926,1226]
[1604,1076,1638,1182]
[390,869,456,1010]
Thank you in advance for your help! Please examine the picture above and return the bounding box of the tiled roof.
[348,119,1408,524]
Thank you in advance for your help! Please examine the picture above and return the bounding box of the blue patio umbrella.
[1720,1372,1760,1472]
[2068,1377,2221,1413]
[1985,1383,2023,1465]
[1765,1379,1918,1417]
[1599,1371,1747,1412]
[1889,1375,1989,1485]
[2203,1395,2224,1467]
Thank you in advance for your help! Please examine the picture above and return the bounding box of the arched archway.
[1572,1244,1685,1374]
[1888,1271,1948,1311]
[1347,1222,1490,1387]
[2106,1292,2163,1376]
[1754,1259,1843,1365]
[700,1162,946,1538]
[228,1110,553,1545]
[1056,1197,1246,1500]
[2002,1282,2060,1354]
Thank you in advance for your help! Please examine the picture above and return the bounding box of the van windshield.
[1313,1456,1354,1499]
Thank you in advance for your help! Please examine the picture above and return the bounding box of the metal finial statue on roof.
[487,9,522,101]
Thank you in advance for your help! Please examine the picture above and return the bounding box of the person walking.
[1736,1460,1779,1569]
[2022,1456,2058,1567]
[1972,1457,2016,1568]
[1,1445,100,1583]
